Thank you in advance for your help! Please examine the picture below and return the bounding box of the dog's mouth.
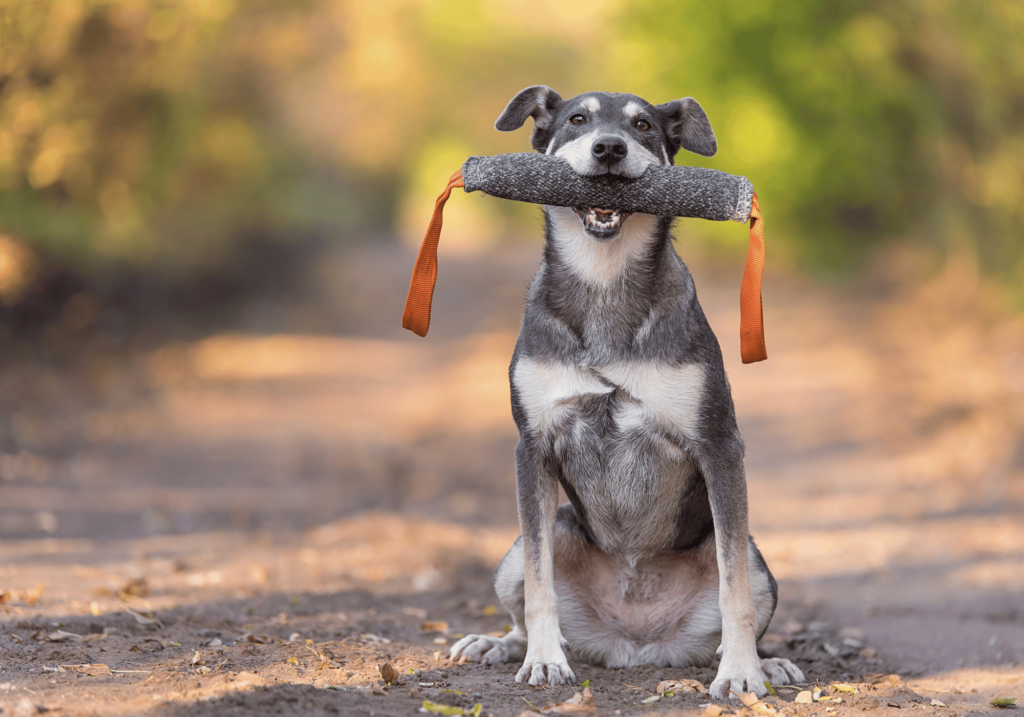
[574,206,631,241]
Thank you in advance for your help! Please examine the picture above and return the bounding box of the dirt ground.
[1,238,1022,717]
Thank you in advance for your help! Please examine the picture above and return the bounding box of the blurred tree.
[0,0,1021,294]
[602,0,1024,282]
[0,0,355,277]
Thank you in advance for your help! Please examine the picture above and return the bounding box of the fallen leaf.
[422,700,478,715]
[286,657,298,665]
[61,664,111,676]
[22,584,44,605]
[421,621,450,634]
[930,699,947,707]
[990,698,1016,708]
[118,578,150,600]
[752,702,778,716]
[196,666,212,676]
[764,681,778,695]
[541,686,596,713]
[482,605,499,616]
[735,691,761,707]
[190,650,203,666]
[832,683,859,694]
[795,691,813,704]
[378,663,400,684]
[705,704,724,717]
[657,679,707,695]
[45,630,82,642]
[121,605,160,626]
[642,695,661,705]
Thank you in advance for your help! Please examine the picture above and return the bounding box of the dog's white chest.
[513,358,705,441]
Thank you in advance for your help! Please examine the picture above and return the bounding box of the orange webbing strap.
[402,168,465,336]
[739,192,767,364]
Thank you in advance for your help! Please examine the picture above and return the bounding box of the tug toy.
[401,153,768,364]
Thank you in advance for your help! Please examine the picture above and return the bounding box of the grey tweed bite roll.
[461,153,753,223]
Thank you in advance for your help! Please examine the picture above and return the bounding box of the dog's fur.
[449,86,803,699]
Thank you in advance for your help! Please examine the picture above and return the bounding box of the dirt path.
[1,242,1022,716]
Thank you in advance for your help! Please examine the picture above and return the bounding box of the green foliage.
[0,0,352,274]
[608,0,1024,278]
[0,0,1022,287]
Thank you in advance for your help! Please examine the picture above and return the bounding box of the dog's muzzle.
[574,206,631,241]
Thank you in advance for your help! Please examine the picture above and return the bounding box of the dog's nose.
[592,136,627,163]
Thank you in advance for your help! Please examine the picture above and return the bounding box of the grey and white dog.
[449,86,804,700]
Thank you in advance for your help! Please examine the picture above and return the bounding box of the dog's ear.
[495,85,563,151]
[655,97,717,159]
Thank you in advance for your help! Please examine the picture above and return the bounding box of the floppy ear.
[495,85,563,152]
[655,97,717,159]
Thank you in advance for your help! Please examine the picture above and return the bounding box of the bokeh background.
[2,0,1024,285]
[1,2,1023,714]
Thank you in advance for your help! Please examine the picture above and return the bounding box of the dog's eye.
[570,114,586,125]
[635,119,650,131]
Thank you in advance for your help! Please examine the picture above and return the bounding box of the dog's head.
[496,86,717,241]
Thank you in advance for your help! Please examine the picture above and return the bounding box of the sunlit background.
[0,2,1023,713]
[1,0,1023,282]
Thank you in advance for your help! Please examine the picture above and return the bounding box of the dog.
[448,86,804,700]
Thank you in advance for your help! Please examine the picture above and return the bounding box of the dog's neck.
[543,207,668,288]
[536,208,685,357]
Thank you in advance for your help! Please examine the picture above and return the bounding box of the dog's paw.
[760,657,805,685]
[515,653,575,686]
[449,634,522,665]
[710,657,768,700]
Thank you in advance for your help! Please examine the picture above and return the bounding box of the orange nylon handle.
[739,192,767,364]
[402,168,465,337]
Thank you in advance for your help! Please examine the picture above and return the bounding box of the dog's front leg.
[514,438,575,686]
[704,446,766,700]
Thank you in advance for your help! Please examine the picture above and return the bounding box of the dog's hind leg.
[449,537,529,665]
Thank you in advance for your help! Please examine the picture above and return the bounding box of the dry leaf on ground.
[657,679,707,695]
[118,577,150,599]
[61,664,111,676]
[378,662,400,684]
[735,691,761,707]
[421,621,450,633]
[422,700,482,716]
[529,686,596,713]
[22,584,45,605]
